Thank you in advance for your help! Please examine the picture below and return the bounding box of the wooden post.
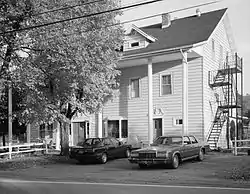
[148,57,153,145]
[8,82,12,159]
[181,50,188,138]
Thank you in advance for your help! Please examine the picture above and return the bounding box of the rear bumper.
[70,152,102,161]
[128,158,171,165]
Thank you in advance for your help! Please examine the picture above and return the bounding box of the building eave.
[127,24,157,43]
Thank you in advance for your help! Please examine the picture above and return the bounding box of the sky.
[120,0,250,95]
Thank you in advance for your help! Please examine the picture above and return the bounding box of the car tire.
[125,149,131,158]
[170,154,180,169]
[197,149,204,161]
[78,159,85,164]
[100,152,108,164]
[138,163,148,169]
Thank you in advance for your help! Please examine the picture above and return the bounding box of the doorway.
[153,118,163,140]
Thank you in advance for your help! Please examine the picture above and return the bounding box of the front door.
[153,118,162,140]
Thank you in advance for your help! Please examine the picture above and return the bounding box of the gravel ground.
[0,152,250,183]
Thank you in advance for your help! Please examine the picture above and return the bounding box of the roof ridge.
[140,8,227,29]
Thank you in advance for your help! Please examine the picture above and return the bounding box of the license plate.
[139,160,152,165]
[78,150,85,154]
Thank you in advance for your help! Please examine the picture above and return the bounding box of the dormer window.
[131,42,139,48]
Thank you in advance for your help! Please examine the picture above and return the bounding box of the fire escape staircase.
[207,107,227,150]
[207,54,242,150]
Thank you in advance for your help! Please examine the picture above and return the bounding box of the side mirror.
[118,141,123,146]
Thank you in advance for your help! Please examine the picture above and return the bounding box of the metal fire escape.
[208,53,243,150]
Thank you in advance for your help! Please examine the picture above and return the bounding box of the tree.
[1,0,124,155]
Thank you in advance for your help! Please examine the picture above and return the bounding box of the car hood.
[134,145,180,152]
[70,145,100,149]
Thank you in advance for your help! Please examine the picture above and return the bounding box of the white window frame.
[160,73,173,96]
[130,41,140,48]
[173,117,183,126]
[130,77,141,99]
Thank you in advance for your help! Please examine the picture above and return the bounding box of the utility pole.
[8,80,12,159]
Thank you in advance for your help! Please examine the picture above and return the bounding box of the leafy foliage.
[1,0,124,154]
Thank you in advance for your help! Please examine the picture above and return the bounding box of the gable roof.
[127,24,157,42]
[124,8,227,57]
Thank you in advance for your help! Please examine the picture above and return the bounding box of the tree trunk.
[59,121,69,156]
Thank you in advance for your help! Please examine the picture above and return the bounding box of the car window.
[189,136,198,144]
[183,136,191,145]
[103,138,112,146]
[92,138,101,145]
[110,138,119,147]
[153,137,182,145]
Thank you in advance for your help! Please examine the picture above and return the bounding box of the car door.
[189,136,201,156]
[182,136,193,158]
[103,138,117,158]
[110,138,125,158]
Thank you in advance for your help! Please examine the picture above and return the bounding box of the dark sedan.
[69,137,132,164]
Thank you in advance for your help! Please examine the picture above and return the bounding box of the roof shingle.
[124,8,227,56]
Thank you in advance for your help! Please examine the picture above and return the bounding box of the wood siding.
[103,57,203,142]
[203,16,234,146]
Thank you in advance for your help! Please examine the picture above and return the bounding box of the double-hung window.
[131,78,140,98]
[161,74,172,95]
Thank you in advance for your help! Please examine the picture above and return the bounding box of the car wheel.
[78,159,85,164]
[125,149,131,158]
[100,152,108,164]
[197,149,204,161]
[171,154,179,169]
[138,163,148,169]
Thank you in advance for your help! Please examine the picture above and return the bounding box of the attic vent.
[131,42,139,47]
[162,13,171,28]
[196,9,201,17]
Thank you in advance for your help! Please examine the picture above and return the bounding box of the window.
[189,136,198,144]
[47,124,53,138]
[131,42,139,47]
[121,120,128,138]
[108,120,119,138]
[183,136,191,145]
[211,39,215,59]
[161,74,172,95]
[103,138,112,146]
[39,124,45,139]
[131,78,140,98]
[110,138,119,147]
[176,119,183,125]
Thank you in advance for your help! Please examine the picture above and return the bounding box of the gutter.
[120,44,194,61]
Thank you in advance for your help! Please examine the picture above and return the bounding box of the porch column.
[97,111,103,138]
[119,118,122,140]
[26,124,31,144]
[104,119,108,137]
[181,50,188,136]
[148,57,153,144]
[56,122,60,150]
[70,122,74,146]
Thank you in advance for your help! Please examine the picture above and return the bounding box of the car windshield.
[77,138,101,146]
[152,137,182,145]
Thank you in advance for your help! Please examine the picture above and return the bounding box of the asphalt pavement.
[1,179,250,194]
[1,153,250,193]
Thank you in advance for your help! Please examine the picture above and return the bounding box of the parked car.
[69,137,133,164]
[128,135,209,169]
